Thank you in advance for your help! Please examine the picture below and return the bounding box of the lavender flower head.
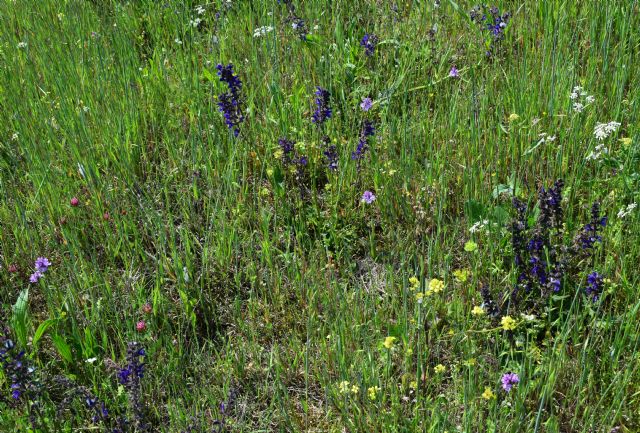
[30,256,51,283]
[322,136,338,171]
[216,64,242,98]
[360,97,373,112]
[448,66,459,78]
[35,257,51,273]
[585,271,603,301]
[0,330,41,410]
[360,33,379,56]
[312,87,332,126]
[573,202,607,251]
[501,372,519,392]
[118,342,148,431]
[470,5,511,56]
[351,120,375,161]
[216,63,245,137]
[29,272,43,283]
[289,16,308,40]
[278,138,295,164]
[361,190,376,204]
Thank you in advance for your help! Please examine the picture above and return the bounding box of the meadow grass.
[0,0,639,431]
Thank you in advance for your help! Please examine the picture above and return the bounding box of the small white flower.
[586,144,609,161]
[11,132,19,141]
[604,121,621,134]
[593,121,620,140]
[17,41,27,49]
[573,102,584,113]
[617,203,637,219]
[85,357,98,364]
[253,26,274,38]
[469,220,489,234]
[585,95,595,103]
[536,133,557,146]
[570,92,579,100]
[174,37,182,45]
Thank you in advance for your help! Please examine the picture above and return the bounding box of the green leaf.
[51,334,73,364]
[32,318,57,349]
[492,184,513,199]
[202,67,215,83]
[493,205,510,225]
[465,199,486,221]
[11,289,29,347]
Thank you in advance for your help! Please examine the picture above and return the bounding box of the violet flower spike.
[501,372,519,392]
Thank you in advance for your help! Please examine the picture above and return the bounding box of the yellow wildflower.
[338,381,350,394]
[481,387,496,400]
[383,336,396,349]
[471,305,485,316]
[273,149,283,159]
[463,358,476,367]
[434,364,446,374]
[266,168,274,177]
[368,386,380,401]
[409,276,420,290]
[464,241,478,252]
[429,278,445,293]
[409,381,417,390]
[501,315,517,331]
[508,113,520,122]
[619,137,632,146]
[453,268,470,283]
[415,292,424,304]
[351,385,359,395]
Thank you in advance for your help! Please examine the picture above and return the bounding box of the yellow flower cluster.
[501,315,517,331]
[338,381,360,395]
[409,276,420,290]
[471,305,485,316]
[383,336,396,349]
[453,268,470,283]
[368,385,380,401]
[428,278,445,294]
[481,387,496,400]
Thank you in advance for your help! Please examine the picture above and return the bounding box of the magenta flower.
[361,190,376,204]
[360,97,373,112]
[70,197,79,207]
[501,372,520,392]
[136,321,146,332]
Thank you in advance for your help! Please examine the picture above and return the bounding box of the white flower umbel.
[617,203,637,219]
[571,85,594,112]
[593,121,621,140]
[253,26,274,38]
[469,219,490,234]
[585,144,609,161]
